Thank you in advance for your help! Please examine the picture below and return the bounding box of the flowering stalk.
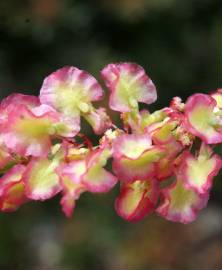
[0,63,222,224]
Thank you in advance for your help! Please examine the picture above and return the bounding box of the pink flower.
[101,63,157,112]
[0,164,27,212]
[115,178,159,222]
[0,63,222,223]
[184,93,222,144]
[40,66,104,136]
[83,107,112,135]
[112,133,165,182]
[0,103,66,157]
[148,120,183,180]
[180,144,222,194]
[58,159,86,218]
[156,165,209,224]
[57,145,117,217]
[23,145,64,200]
[211,88,222,108]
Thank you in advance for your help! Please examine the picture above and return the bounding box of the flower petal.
[57,160,86,185]
[24,149,64,200]
[60,193,76,218]
[0,164,27,212]
[113,134,165,182]
[113,146,165,182]
[151,121,177,144]
[57,160,86,218]
[113,133,152,160]
[83,107,112,135]
[0,181,26,212]
[184,94,222,144]
[211,89,222,108]
[0,93,39,125]
[156,157,175,181]
[60,174,85,218]
[101,63,157,112]
[0,164,26,194]
[83,147,117,192]
[40,66,104,135]
[181,146,222,194]
[156,175,209,224]
[115,179,159,222]
[0,104,60,157]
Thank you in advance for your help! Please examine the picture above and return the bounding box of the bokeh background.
[1,0,222,269]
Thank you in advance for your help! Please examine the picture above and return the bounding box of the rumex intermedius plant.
[0,62,222,224]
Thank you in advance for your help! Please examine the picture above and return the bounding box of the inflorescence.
[0,63,222,224]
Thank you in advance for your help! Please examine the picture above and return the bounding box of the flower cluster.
[0,63,222,224]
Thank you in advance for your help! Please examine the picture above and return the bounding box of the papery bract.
[181,145,222,194]
[156,173,209,224]
[40,66,104,136]
[115,179,159,222]
[58,161,86,218]
[112,134,165,182]
[0,164,27,212]
[57,145,117,217]
[101,63,157,112]
[0,93,39,122]
[83,146,117,193]
[83,107,112,135]
[184,94,222,144]
[0,103,63,157]
[23,145,64,200]
[59,146,117,194]
[148,121,183,180]
[57,158,86,217]
[211,89,222,108]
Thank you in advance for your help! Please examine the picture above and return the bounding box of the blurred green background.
[1,0,222,269]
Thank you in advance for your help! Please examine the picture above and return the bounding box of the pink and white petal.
[156,176,209,224]
[156,157,175,181]
[24,156,62,201]
[0,181,27,212]
[60,174,84,199]
[83,107,112,135]
[184,94,222,144]
[115,179,159,222]
[59,174,85,218]
[0,93,39,113]
[113,133,152,160]
[83,166,117,193]
[0,104,56,157]
[152,121,178,144]
[57,160,86,185]
[0,164,26,195]
[101,63,157,112]
[181,148,222,194]
[58,114,80,138]
[211,89,222,108]
[40,66,103,115]
[30,104,59,118]
[0,163,26,212]
[0,93,39,125]
[113,146,165,182]
[30,104,75,137]
[60,193,76,218]
[82,146,117,192]
[85,146,111,169]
